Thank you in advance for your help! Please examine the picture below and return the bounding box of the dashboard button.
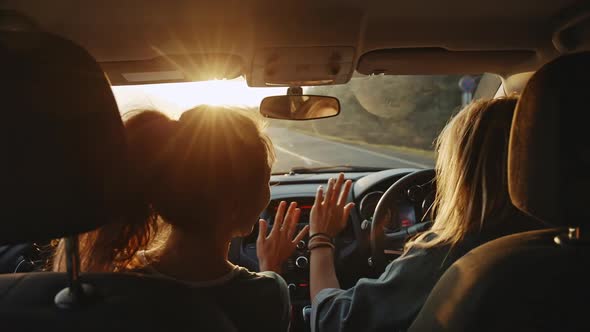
[295,256,309,269]
[296,240,306,250]
[361,219,371,231]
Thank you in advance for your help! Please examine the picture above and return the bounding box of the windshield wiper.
[286,165,389,175]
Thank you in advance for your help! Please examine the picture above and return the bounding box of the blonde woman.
[306,97,543,331]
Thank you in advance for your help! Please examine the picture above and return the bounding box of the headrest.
[508,52,590,227]
[0,30,127,244]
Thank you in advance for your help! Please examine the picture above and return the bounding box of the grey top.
[311,235,476,332]
[136,251,290,332]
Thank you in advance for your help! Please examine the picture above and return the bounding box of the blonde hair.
[53,105,275,272]
[408,96,518,249]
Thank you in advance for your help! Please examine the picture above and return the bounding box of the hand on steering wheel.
[257,201,309,273]
[310,173,355,237]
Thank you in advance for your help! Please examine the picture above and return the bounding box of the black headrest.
[0,30,127,244]
[0,272,236,331]
[508,52,590,227]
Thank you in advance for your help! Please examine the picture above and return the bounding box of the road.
[267,127,435,173]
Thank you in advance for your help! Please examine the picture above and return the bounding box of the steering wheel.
[369,169,436,271]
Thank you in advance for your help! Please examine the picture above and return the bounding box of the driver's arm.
[310,245,450,332]
[310,246,340,300]
[308,173,354,300]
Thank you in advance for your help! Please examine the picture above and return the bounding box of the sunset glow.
[112,78,287,119]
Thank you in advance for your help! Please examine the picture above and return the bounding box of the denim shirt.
[311,235,477,332]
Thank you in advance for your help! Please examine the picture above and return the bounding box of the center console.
[281,224,311,303]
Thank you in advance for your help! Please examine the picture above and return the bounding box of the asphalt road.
[268,127,435,174]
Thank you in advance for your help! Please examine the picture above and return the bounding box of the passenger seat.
[0,21,235,331]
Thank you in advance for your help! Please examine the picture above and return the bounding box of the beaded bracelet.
[309,232,333,241]
[308,235,334,249]
[308,235,333,247]
[308,241,335,251]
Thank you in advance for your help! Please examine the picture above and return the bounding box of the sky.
[112,77,287,119]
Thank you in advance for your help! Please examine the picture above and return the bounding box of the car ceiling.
[1,0,588,85]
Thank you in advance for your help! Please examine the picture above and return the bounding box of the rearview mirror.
[259,95,340,120]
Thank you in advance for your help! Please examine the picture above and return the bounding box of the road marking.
[270,127,432,169]
[320,140,431,168]
[274,144,330,166]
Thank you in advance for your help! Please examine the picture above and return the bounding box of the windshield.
[112,74,499,174]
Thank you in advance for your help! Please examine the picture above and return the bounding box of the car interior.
[0,0,589,331]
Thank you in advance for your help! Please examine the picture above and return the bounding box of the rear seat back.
[0,19,235,331]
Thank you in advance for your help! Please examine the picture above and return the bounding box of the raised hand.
[256,201,309,273]
[310,173,355,237]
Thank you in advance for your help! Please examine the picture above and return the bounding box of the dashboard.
[228,168,434,309]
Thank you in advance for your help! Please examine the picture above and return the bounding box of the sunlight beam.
[112,78,287,119]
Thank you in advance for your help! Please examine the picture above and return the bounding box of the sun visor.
[357,48,537,75]
[248,46,355,87]
[102,53,244,85]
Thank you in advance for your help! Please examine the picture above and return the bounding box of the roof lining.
[2,0,586,83]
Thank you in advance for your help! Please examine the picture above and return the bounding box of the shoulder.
[232,268,290,330]
[231,267,289,296]
[255,270,288,286]
[397,232,479,277]
[233,268,290,305]
[233,267,284,283]
[402,233,446,259]
[257,271,290,302]
[404,231,467,258]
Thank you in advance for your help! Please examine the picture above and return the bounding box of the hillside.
[270,74,481,151]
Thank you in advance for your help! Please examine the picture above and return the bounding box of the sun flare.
[112,78,287,119]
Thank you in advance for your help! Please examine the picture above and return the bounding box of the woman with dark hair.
[54,105,308,332]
